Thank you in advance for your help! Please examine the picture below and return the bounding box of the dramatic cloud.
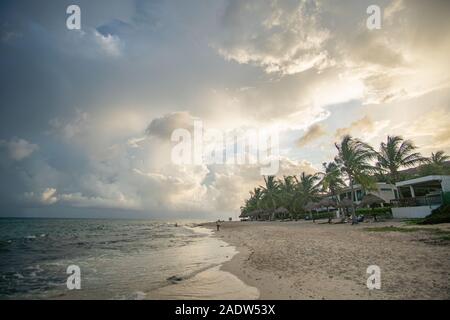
[0,138,38,161]
[41,188,58,205]
[205,158,317,211]
[24,188,58,205]
[335,116,374,138]
[146,112,196,140]
[0,0,449,218]
[399,106,450,151]
[435,129,450,148]
[214,0,450,105]
[297,123,327,147]
[339,0,450,104]
[93,31,123,57]
[48,110,89,140]
[215,0,331,75]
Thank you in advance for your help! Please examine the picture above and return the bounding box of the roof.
[338,182,395,193]
[358,194,385,207]
[395,175,450,187]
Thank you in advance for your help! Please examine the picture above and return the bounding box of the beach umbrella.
[247,209,263,219]
[275,207,288,214]
[239,209,249,218]
[318,198,337,223]
[337,198,354,208]
[275,207,289,220]
[336,198,354,221]
[275,207,289,216]
[358,194,386,221]
[358,194,386,208]
[303,202,319,222]
[260,210,271,221]
[304,202,319,211]
[318,198,337,208]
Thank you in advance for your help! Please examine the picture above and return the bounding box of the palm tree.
[249,187,263,210]
[335,135,378,224]
[419,150,450,176]
[429,151,450,165]
[376,135,427,183]
[240,187,263,219]
[320,162,346,201]
[260,176,280,220]
[320,161,346,222]
[293,172,321,216]
[278,176,296,218]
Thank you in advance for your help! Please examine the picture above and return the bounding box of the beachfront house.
[335,182,397,205]
[391,175,450,218]
[316,182,397,218]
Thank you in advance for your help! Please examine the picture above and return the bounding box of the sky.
[0,0,449,219]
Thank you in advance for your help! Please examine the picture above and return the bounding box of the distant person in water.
[216,220,221,231]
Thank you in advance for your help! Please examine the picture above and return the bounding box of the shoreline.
[202,222,303,299]
[201,220,450,299]
[145,225,259,300]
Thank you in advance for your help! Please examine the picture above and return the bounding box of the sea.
[0,218,258,300]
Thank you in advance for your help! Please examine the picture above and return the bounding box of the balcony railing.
[390,194,443,207]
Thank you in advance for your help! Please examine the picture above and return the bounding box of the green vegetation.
[334,135,378,224]
[321,162,346,204]
[376,136,427,184]
[240,171,324,220]
[411,150,450,179]
[355,207,392,219]
[240,135,450,225]
[442,192,450,206]
[419,204,450,225]
[437,235,450,241]
[403,218,425,225]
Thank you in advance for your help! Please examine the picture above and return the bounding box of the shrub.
[311,212,334,220]
[356,207,392,218]
[419,204,450,225]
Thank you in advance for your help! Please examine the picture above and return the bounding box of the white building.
[391,175,450,218]
[336,182,397,204]
[317,183,396,218]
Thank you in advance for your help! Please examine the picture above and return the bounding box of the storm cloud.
[0,0,449,218]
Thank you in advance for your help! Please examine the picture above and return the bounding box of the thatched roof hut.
[275,207,289,214]
[304,202,319,212]
[318,198,337,208]
[337,198,354,208]
[260,210,272,220]
[358,194,386,208]
[247,209,263,217]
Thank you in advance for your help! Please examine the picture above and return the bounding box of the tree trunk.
[271,196,276,221]
[350,179,358,225]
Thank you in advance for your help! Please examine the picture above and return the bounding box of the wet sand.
[202,220,450,300]
[146,265,259,300]
[145,226,259,300]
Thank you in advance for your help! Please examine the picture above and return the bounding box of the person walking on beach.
[216,220,221,231]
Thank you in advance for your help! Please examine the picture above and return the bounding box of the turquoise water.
[0,218,237,299]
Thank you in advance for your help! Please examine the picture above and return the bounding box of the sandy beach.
[202,220,450,300]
